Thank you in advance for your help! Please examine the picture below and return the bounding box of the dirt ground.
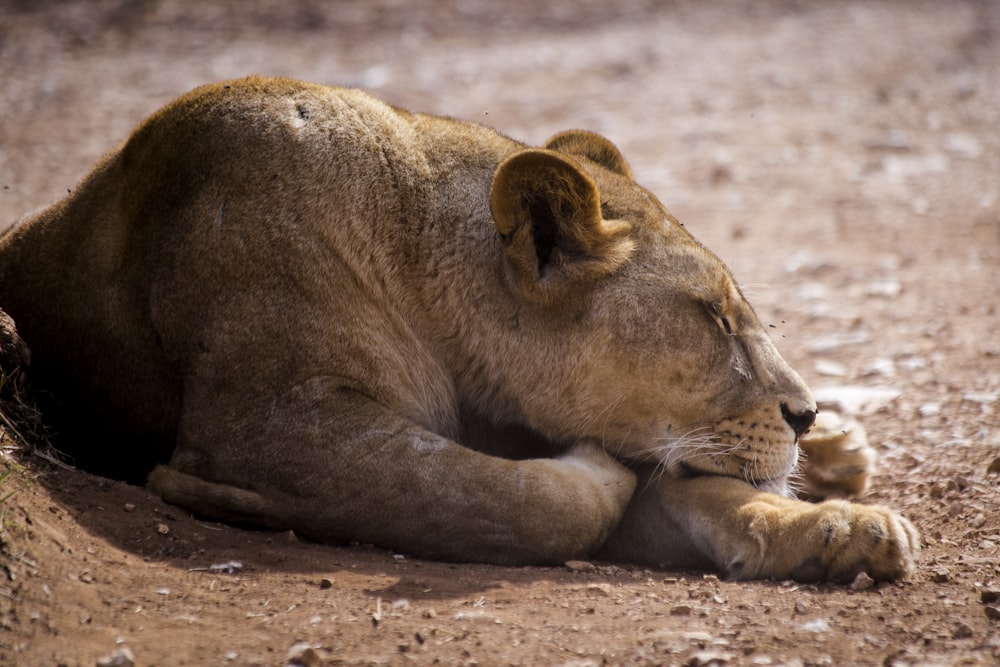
[1,0,999,665]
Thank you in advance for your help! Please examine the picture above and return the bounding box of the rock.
[286,641,322,667]
[209,560,243,574]
[565,560,596,572]
[953,622,974,639]
[929,567,951,583]
[96,647,136,667]
[918,403,941,417]
[981,590,1000,604]
[687,650,734,665]
[814,360,848,377]
[987,457,1000,475]
[156,523,170,535]
[985,605,1000,621]
[850,572,876,591]
[670,605,693,616]
[807,332,871,354]
[801,618,831,633]
[586,583,613,597]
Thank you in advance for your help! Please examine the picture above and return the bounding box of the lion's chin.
[677,460,794,498]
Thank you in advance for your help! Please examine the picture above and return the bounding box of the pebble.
[565,560,596,572]
[807,332,871,354]
[953,622,974,639]
[286,641,322,667]
[586,583,613,597]
[670,605,694,616]
[156,523,170,535]
[123,503,136,513]
[929,567,951,583]
[850,572,876,591]
[801,618,831,633]
[96,647,135,667]
[687,650,735,665]
[918,403,941,417]
[987,457,1000,475]
[814,360,848,377]
[986,606,1000,621]
[981,590,1000,604]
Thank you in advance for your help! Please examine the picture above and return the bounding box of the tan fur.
[0,76,917,577]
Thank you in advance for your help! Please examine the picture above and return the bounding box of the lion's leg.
[597,472,919,582]
[149,385,635,565]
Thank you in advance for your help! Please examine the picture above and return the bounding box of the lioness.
[0,76,917,581]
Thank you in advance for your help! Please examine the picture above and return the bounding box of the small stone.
[286,641,321,667]
[953,622,974,639]
[586,583,613,596]
[209,560,243,574]
[985,605,1000,621]
[670,605,694,616]
[850,572,876,591]
[815,360,848,377]
[156,523,170,535]
[319,578,333,589]
[801,618,831,633]
[123,503,136,513]
[918,403,941,417]
[565,560,596,572]
[687,650,734,665]
[987,457,1000,475]
[794,601,809,615]
[981,590,1000,604]
[971,514,987,529]
[96,647,135,667]
[929,567,951,583]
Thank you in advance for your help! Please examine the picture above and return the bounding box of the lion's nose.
[781,403,817,438]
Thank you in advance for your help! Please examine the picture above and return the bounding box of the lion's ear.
[490,149,634,299]
[544,131,633,179]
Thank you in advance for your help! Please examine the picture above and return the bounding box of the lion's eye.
[705,303,737,336]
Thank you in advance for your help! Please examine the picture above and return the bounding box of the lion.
[0,76,917,581]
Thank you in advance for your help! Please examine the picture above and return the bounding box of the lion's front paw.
[797,411,876,498]
[778,500,920,583]
[557,441,637,511]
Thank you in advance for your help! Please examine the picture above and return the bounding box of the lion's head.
[482,130,816,493]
